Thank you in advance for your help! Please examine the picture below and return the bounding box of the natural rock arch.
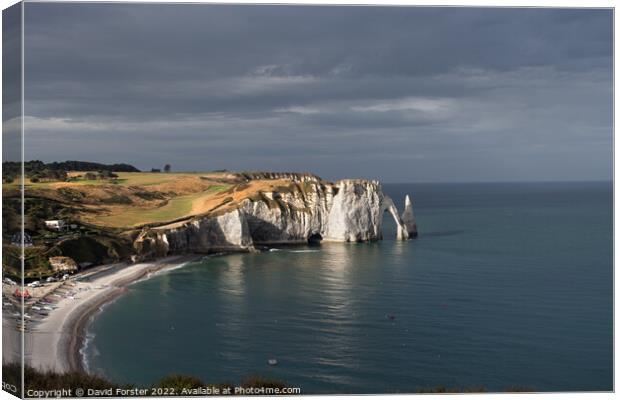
[380,196,409,240]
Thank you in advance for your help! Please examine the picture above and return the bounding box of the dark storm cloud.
[19,3,612,182]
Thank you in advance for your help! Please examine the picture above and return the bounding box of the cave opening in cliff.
[307,232,323,246]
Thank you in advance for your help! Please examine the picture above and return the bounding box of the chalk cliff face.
[164,209,254,253]
[325,180,383,242]
[237,180,334,244]
[133,174,417,259]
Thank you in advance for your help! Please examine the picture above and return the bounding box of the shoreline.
[67,284,126,373]
[25,254,201,374]
[22,243,358,375]
[24,241,384,375]
[9,241,398,376]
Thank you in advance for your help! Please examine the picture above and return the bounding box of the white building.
[44,220,66,231]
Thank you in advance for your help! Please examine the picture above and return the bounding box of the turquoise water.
[86,182,613,393]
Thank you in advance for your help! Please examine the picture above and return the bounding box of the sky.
[5,4,613,182]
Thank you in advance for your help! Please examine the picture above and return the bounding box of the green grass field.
[3,171,237,229]
[69,172,209,186]
[94,184,231,227]
[2,171,226,189]
[97,194,195,227]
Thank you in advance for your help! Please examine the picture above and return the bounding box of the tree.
[164,164,171,173]
[96,170,118,180]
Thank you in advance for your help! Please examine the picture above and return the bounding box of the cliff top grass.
[2,169,334,276]
[5,171,313,230]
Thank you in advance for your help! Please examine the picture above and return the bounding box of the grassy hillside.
[4,172,236,229]
[5,171,311,229]
[2,169,319,278]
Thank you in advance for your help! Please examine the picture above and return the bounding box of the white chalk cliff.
[401,195,418,238]
[133,174,417,259]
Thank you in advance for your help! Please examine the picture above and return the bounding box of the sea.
[84,182,613,393]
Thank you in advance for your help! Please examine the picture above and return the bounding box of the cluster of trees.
[2,160,139,183]
[29,169,68,183]
[45,160,139,172]
[82,170,119,180]
[151,164,172,173]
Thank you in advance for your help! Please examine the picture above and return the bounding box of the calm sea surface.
[86,182,613,393]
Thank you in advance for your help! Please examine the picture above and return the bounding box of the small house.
[11,232,33,247]
[45,220,66,231]
[49,256,79,273]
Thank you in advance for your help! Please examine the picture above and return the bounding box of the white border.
[0,2,616,400]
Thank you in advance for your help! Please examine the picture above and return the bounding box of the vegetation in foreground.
[415,385,535,393]
[2,363,289,397]
[2,364,536,397]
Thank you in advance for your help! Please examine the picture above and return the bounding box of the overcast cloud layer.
[13,4,613,182]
